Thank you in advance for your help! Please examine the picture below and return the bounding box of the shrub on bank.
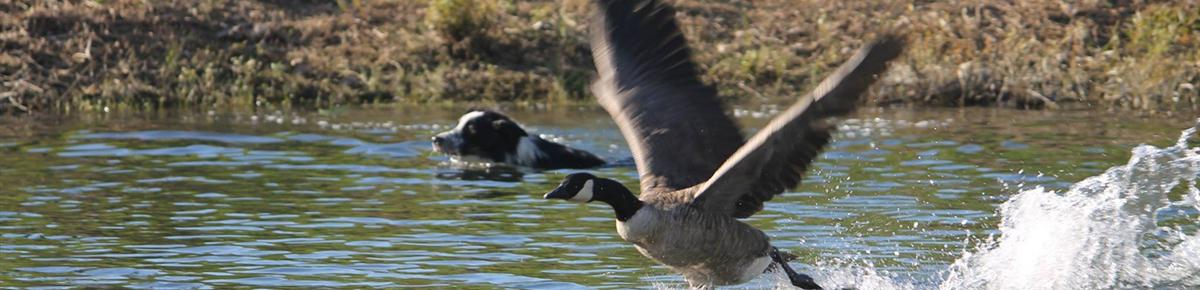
[0,0,1196,114]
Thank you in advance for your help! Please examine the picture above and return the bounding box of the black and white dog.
[432,110,606,169]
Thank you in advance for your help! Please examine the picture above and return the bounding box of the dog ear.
[492,118,511,130]
[492,119,525,137]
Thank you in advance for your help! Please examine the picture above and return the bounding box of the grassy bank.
[2,0,1198,114]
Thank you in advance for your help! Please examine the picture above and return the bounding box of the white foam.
[940,120,1200,289]
[781,121,1200,290]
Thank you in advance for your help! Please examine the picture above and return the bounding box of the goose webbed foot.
[769,247,823,290]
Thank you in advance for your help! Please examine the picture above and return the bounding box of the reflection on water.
[0,107,1195,289]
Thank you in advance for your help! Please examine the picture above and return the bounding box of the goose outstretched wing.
[590,0,745,194]
[691,37,904,218]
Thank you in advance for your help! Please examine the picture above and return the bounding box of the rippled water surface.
[1,107,1196,289]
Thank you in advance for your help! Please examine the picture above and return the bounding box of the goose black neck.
[592,178,643,222]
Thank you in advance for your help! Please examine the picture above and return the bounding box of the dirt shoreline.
[2,0,1197,114]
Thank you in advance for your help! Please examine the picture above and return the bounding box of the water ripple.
[2,108,1189,289]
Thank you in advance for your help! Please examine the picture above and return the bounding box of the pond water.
[0,106,1197,289]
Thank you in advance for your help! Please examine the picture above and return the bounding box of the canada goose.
[432,109,607,169]
[542,0,903,288]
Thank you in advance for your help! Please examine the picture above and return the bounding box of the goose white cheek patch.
[570,179,594,203]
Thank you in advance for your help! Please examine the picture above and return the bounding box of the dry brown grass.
[682,0,1199,112]
[1,0,1197,114]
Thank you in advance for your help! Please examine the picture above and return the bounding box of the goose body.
[544,0,904,288]
[617,202,774,286]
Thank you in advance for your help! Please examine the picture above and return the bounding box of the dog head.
[432,110,529,163]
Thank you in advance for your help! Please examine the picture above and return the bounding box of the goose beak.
[543,186,570,200]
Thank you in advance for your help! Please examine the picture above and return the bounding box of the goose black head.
[544,172,598,203]
[544,172,642,221]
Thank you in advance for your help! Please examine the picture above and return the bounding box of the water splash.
[939,121,1200,289]
[809,121,1200,290]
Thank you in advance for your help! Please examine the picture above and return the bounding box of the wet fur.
[433,110,606,169]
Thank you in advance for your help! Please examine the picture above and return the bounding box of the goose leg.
[769,247,822,289]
